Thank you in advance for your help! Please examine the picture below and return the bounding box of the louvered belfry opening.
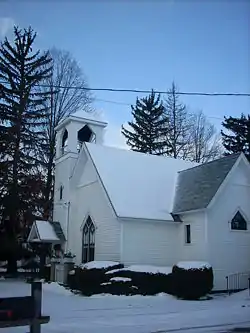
[77,125,96,152]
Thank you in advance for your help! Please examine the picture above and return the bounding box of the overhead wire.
[0,80,248,121]
[0,80,249,97]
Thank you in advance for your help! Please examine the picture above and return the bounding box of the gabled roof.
[85,143,197,221]
[172,153,241,213]
[27,220,65,243]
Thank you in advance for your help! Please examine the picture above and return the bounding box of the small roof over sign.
[27,220,64,243]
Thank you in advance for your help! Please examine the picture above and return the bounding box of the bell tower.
[53,112,107,244]
[55,112,107,158]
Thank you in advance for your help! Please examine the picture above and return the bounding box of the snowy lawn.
[0,280,250,333]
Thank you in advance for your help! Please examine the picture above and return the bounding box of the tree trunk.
[7,256,18,275]
[43,141,55,220]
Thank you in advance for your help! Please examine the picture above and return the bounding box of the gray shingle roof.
[50,221,66,242]
[172,153,241,213]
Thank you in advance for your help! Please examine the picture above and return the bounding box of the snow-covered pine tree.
[0,26,52,273]
[121,90,170,155]
[221,114,250,161]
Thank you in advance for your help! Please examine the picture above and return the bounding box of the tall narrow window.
[82,216,95,263]
[185,224,191,244]
[61,129,68,155]
[231,211,247,231]
[59,185,63,200]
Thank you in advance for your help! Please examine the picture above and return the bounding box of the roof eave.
[171,207,205,215]
[117,216,180,223]
[55,115,108,132]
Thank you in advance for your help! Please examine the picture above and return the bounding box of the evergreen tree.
[121,90,170,155]
[221,114,250,160]
[0,26,52,273]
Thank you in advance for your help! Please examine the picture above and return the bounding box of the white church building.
[51,112,250,291]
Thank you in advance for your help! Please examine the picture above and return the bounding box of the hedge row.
[67,263,214,299]
[106,269,174,296]
[67,263,124,296]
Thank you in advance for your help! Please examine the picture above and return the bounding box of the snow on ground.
[176,261,212,270]
[42,282,74,296]
[80,260,120,269]
[0,280,250,333]
[107,265,172,275]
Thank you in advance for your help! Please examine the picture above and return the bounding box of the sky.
[0,0,249,148]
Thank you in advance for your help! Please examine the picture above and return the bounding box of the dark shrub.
[101,278,137,295]
[106,269,174,295]
[21,258,40,271]
[172,264,213,300]
[67,262,124,296]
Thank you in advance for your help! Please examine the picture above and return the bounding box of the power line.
[0,80,235,121]
[38,84,250,97]
[95,98,131,106]
[0,80,249,97]
[95,97,225,120]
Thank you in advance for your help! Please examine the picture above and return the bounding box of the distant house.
[51,112,250,291]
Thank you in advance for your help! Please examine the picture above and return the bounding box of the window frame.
[230,210,248,231]
[185,224,191,244]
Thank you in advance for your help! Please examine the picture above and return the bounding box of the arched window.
[82,216,95,263]
[231,211,247,231]
[61,129,68,155]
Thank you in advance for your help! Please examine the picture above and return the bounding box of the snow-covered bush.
[106,267,174,295]
[101,276,137,295]
[172,261,213,300]
[67,261,124,296]
[67,261,213,298]
[80,261,121,270]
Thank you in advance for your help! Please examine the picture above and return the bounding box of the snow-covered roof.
[55,111,107,131]
[27,220,63,243]
[73,110,105,122]
[85,143,197,221]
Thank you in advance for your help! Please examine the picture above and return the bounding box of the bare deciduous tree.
[189,110,223,163]
[163,82,193,159]
[40,48,92,219]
